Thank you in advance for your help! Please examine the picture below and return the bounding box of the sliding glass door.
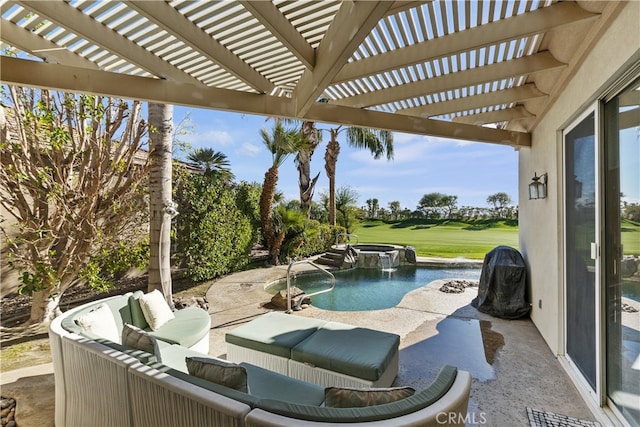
[603,78,640,425]
[565,111,598,391]
[564,76,640,426]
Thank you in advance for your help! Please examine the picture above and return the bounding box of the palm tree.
[296,120,321,217]
[273,204,307,262]
[324,126,394,225]
[334,186,360,233]
[187,147,234,181]
[148,103,174,306]
[259,121,305,265]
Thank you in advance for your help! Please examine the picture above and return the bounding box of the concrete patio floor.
[204,261,598,426]
[1,259,599,426]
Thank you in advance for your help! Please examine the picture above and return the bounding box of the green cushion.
[95,338,161,365]
[128,291,149,329]
[291,321,399,381]
[239,362,325,406]
[157,344,208,373]
[324,386,415,408]
[225,312,326,358]
[254,365,458,423]
[187,357,248,393]
[148,306,210,348]
[146,362,260,408]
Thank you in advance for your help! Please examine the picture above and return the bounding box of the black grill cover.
[471,246,530,319]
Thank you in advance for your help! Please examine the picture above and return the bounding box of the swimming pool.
[268,266,481,311]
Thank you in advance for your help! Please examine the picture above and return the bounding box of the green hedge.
[173,172,260,281]
[291,221,345,260]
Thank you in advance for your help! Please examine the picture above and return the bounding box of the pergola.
[0,1,625,147]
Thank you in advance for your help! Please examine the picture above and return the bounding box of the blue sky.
[173,106,519,212]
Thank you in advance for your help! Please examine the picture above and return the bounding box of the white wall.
[519,1,640,355]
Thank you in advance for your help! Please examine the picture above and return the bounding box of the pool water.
[269,266,481,311]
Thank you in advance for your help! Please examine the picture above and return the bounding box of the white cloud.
[188,129,234,147]
[236,142,262,157]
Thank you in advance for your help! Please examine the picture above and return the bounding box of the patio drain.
[527,408,601,427]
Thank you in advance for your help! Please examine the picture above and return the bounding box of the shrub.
[292,221,345,259]
[173,171,259,281]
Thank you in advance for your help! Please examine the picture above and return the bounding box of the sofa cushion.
[122,324,163,363]
[62,294,133,337]
[187,357,248,393]
[225,312,326,358]
[254,365,458,423]
[75,303,121,343]
[148,307,210,348]
[139,289,175,331]
[147,362,260,408]
[128,291,149,330]
[96,338,161,365]
[291,321,400,382]
[155,343,206,373]
[324,386,415,408]
[239,362,325,406]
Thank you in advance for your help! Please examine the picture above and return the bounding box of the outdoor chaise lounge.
[49,293,472,426]
[225,312,400,388]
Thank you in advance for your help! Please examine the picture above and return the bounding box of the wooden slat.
[294,1,393,116]
[335,51,565,108]
[127,0,273,93]
[0,56,531,148]
[240,0,315,70]
[18,0,200,84]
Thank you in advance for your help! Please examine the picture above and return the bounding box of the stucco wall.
[519,1,640,355]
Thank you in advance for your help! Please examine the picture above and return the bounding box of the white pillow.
[75,303,121,343]
[139,289,175,331]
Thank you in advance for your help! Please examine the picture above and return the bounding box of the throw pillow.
[128,291,149,329]
[324,386,415,408]
[122,323,162,363]
[138,289,175,331]
[186,357,248,393]
[75,303,120,343]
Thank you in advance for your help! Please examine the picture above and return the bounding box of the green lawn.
[622,219,640,256]
[353,219,519,260]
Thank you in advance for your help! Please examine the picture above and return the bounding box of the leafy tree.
[623,203,640,221]
[259,122,305,265]
[0,88,149,324]
[327,186,359,233]
[365,198,380,219]
[418,192,458,219]
[486,192,512,218]
[323,126,393,225]
[388,201,401,220]
[187,148,234,182]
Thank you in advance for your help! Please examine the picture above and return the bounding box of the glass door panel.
[565,111,597,390]
[604,78,640,425]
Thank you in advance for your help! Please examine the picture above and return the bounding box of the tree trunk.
[269,231,286,265]
[30,289,61,326]
[148,103,174,306]
[298,121,320,216]
[324,130,340,226]
[259,166,279,264]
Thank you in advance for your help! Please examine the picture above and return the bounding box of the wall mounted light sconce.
[528,172,548,200]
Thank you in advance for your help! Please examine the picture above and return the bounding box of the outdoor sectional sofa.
[49,292,472,426]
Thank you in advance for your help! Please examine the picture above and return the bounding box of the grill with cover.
[471,246,530,319]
